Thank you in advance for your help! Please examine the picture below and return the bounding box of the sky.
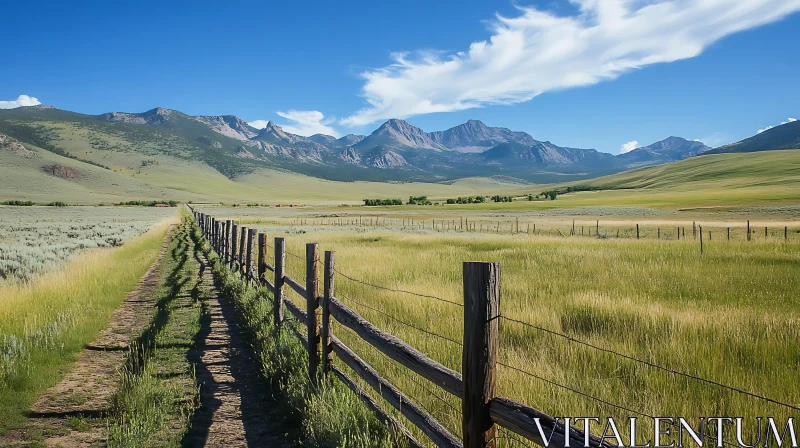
[1,0,799,154]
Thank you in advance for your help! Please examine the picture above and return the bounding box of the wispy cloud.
[694,132,727,148]
[248,120,269,129]
[341,0,800,126]
[276,110,339,137]
[620,140,639,154]
[249,111,340,137]
[757,117,797,134]
[0,94,41,109]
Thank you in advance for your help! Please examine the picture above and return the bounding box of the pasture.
[198,204,800,445]
[0,206,177,282]
[0,215,175,432]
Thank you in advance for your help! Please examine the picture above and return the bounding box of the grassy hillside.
[0,138,525,204]
[421,150,800,211]
[0,141,198,204]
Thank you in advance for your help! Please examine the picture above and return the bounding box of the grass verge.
[106,216,201,447]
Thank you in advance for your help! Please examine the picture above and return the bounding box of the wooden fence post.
[258,233,267,283]
[462,262,500,448]
[700,226,704,254]
[246,229,256,281]
[658,228,660,239]
[747,220,751,241]
[239,227,247,276]
[274,237,285,327]
[322,250,335,376]
[728,227,731,241]
[306,243,321,385]
[230,224,238,270]
[636,224,640,239]
[225,220,232,262]
[693,221,697,239]
[677,227,680,240]
[765,226,768,240]
[786,226,789,241]
[596,220,599,235]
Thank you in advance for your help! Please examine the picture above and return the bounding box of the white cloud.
[0,94,41,109]
[757,125,774,134]
[248,120,269,129]
[620,140,639,154]
[694,132,727,148]
[275,110,340,137]
[341,0,800,126]
[757,117,798,134]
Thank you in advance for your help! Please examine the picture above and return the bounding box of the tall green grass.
[251,227,800,446]
[0,217,175,432]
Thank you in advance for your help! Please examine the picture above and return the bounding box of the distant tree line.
[116,200,179,207]
[407,196,432,205]
[363,198,403,206]
[446,196,485,204]
[491,195,513,203]
[1,200,69,206]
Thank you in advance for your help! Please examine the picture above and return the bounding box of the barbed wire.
[333,267,463,307]
[336,292,463,347]
[496,361,737,448]
[499,315,800,413]
[375,347,462,415]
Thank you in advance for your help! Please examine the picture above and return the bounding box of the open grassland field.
[0,206,177,282]
[200,206,800,446]
[0,218,175,433]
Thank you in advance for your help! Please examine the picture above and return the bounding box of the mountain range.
[1,105,797,184]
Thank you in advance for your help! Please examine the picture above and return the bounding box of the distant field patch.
[0,206,176,282]
[532,206,663,216]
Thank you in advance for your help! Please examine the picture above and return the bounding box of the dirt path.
[183,252,294,448]
[0,229,174,447]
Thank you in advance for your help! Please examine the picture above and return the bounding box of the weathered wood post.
[581,226,584,236]
[462,262,500,448]
[225,220,232,262]
[693,221,697,239]
[230,223,238,270]
[747,220,751,241]
[274,237,285,327]
[700,226,704,254]
[516,217,519,233]
[786,226,789,241]
[572,220,575,236]
[321,250,335,377]
[248,229,257,280]
[306,243,321,385]
[658,228,661,239]
[677,227,680,240]
[238,227,247,276]
[636,224,640,239]
[765,226,768,240]
[596,220,599,235]
[258,233,267,283]
[728,227,731,241]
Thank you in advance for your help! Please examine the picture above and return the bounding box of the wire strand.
[497,361,737,448]
[334,267,463,307]
[337,292,463,347]
[499,315,800,413]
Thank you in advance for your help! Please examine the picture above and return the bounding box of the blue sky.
[1,0,799,154]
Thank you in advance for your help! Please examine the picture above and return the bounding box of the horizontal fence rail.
[190,208,787,448]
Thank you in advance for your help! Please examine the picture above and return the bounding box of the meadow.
[0,206,176,282]
[199,205,800,446]
[0,216,176,432]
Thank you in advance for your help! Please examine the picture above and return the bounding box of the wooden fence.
[191,209,612,448]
